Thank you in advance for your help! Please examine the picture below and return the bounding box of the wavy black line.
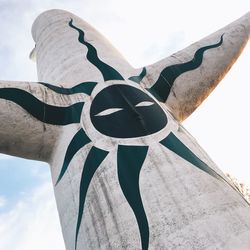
[148,35,224,102]
[0,88,83,125]
[69,19,124,81]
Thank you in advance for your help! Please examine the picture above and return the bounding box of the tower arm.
[0,80,81,162]
[143,12,250,121]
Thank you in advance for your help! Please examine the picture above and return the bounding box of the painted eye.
[94,108,123,116]
[135,101,154,107]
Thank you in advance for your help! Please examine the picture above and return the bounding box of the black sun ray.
[75,146,109,250]
[69,19,124,82]
[148,35,224,102]
[160,132,250,204]
[128,67,147,83]
[56,129,91,185]
[160,132,223,180]
[117,145,149,250]
[0,88,84,125]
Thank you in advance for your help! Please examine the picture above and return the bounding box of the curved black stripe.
[69,19,124,81]
[148,35,224,102]
[75,146,109,250]
[129,67,147,83]
[39,81,97,95]
[160,132,249,204]
[117,145,149,250]
[0,88,83,125]
[56,129,91,185]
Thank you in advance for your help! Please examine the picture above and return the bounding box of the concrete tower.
[0,9,250,250]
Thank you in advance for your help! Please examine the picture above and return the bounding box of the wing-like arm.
[144,12,250,121]
[0,80,84,162]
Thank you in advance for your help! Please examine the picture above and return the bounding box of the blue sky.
[0,1,249,249]
[0,157,48,212]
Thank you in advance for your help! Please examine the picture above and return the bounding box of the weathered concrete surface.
[0,9,249,250]
[0,80,60,160]
[144,12,250,121]
[31,10,134,86]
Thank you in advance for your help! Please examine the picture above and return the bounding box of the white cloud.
[0,196,6,208]
[0,181,65,250]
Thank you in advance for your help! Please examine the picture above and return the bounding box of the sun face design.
[90,84,168,138]
[0,18,244,250]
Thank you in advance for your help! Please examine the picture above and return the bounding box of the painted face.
[90,84,168,138]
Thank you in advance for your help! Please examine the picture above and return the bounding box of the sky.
[0,1,249,249]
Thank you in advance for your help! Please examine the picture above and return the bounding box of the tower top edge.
[31,9,77,42]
